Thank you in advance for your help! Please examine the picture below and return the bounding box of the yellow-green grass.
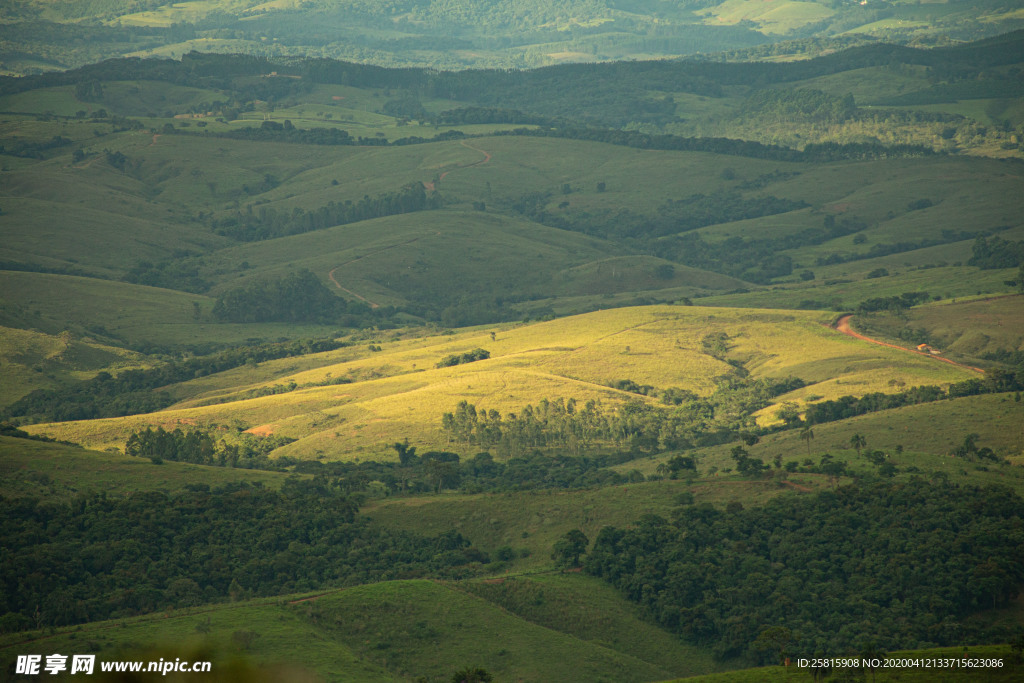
[0,271,337,346]
[0,436,293,500]
[24,305,978,458]
[111,0,260,28]
[672,644,1019,682]
[855,294,1024,360]
[0,326,147,407]
[698,0,835,35]
[630,393,1024,494]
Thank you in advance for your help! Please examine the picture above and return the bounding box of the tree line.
[803,369,1023,425]
[211,269,383,324]
[125,426,298,470]
[440,376,804,457]
[3,337,347,423]
[211,182,438,242]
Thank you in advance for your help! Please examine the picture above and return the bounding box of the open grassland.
[628,393,1024,495]
[697,0,834,35]
[363,477,828,573]
[0,271,339,346]
[199,210,744,307]
[21,305,977,458]
[0,436,292,500]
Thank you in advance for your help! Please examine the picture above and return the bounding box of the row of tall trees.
[440,378,802,457]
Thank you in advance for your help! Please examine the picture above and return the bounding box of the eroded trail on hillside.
[327,234,439,307]
[833,314,983,373]
[422,139,492,191]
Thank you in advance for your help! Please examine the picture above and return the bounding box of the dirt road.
[833,315,983,373]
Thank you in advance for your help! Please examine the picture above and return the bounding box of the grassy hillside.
[363,476,830,573]
[0,573,731,683]
[20,304,978,458]
[855,294,1024,362]
[0,435,292,500]
[0,326,148,407]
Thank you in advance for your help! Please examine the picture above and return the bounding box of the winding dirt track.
[327,235,437,307]
[833,315,984,373]
[422,139,492,190]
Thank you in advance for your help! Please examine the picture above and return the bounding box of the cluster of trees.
[121,253,209,293]
[125,427,297,470]
[440,378,802,457]
[855,291,933,313]
[494,126,934,162]
[3,337,347,423]
[212,182,436,241]
[969,236,1024,269]
[437,348,490,368]
[739,89,857,125]
[0,479,490,631]
[212,269,376,324]
[585,480,1024,661]
[294,444,642,496]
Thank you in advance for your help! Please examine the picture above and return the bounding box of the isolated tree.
[552,529,589,568]
[850,433,867,457]
[800,426,815,456]
[391,439,417,466]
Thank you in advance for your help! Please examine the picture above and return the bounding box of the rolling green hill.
[2,29,1024,683]
[3,0,1022,75]
[20,304,978,458]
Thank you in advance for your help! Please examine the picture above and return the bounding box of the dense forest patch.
[586,479,1024,662]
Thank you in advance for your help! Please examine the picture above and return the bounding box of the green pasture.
[0,595,393,683]
[697,0,835,35]
[297,579,673,682]
[0,271,337,347]
[458,572,726,678]
[780,65,931,105]
[700,265,1016,310]
[365,477,828,574]
[0,325,147,406]
[0,436,292,501]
